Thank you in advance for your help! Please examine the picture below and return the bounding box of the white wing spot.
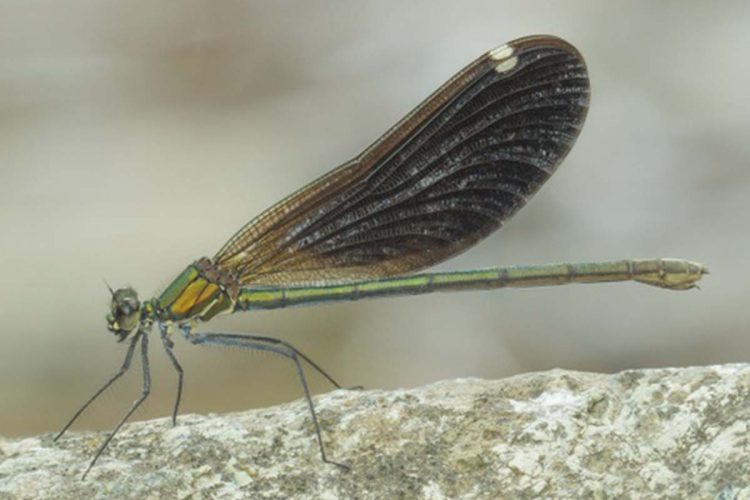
[494,56,519,74]
[488,44,518,74]
[488,44,514,61]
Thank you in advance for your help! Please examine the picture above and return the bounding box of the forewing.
[214,35,590,286]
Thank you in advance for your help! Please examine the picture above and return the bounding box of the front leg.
[82,328,152,480]
[159,323,184,426]
[179,324,350,470]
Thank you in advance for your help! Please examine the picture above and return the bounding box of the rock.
[1,364,749,499]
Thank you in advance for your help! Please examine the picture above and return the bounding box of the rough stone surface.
[1,364,749,499]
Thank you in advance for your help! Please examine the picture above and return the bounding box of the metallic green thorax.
[157,259,237,322]
[158,264,200,310]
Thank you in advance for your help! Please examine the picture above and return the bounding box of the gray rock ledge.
[1,364,749,499]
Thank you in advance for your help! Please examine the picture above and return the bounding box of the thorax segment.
[158,257,239,322]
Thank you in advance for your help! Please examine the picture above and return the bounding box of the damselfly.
[55,35,706,478]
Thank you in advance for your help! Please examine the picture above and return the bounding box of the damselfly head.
[106,287,141,341]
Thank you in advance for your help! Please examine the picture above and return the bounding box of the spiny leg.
[180,327,349,470]
[55,331,142,442]
[188,331,348,389]
[82,330,152,480]
[159,323,184,426]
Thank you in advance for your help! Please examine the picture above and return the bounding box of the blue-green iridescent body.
[135,257,705,336]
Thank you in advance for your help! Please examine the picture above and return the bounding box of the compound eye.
[118,301,135,317]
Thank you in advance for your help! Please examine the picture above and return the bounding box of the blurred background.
[2,1,748,438]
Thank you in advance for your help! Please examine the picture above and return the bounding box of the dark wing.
[214,35,590,286]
